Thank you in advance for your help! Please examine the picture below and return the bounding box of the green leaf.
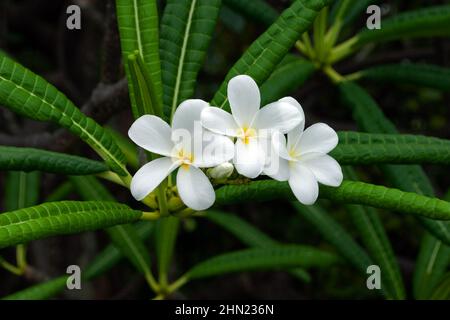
[329,0,379,27]
[0,146,108,175]
[2,222,154,300]
[70,176,154,280]
[44,182,73,202]
[413,234,450,299]
[339,81,450,244]
[358,63,450,92]
[155,216,180,286]
[332,5,450,62]
[344,167,405,299]
[0,54,128,177]
[5,171,40,211]
[260,55,315,105]
[338,80,450,298]
[126,51,163,118]
[116,0,163,117]
[206,210,276,247]
[160,0,222,118]
[293,203,372,274]
[216,180,450,220]
[205,210,311,282]
[185,245,337,279]
[2,276,68,300]
[428,272,450,300]
[332,131,450,165]
[104,127,139,170]
[211,0,332,109]
[357,5,450,44]
[223,0,278,26]
[0,201,142,249]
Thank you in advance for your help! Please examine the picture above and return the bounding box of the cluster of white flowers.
[128,75,342,210]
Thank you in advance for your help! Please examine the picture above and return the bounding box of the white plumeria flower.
[270,97,343,205]
[201,75,303,178]
[128,99,234,210]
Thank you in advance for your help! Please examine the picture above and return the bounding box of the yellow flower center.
[237,127,257,145]
[177,149,194,169]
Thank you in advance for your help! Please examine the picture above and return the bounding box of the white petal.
[172,99,209,153]
[271,131,292,161]
[288,163,319,205]
[130,157,179,201]
[233,137,264,178]
[177,166,215,210]
[280,97,306,151]
[279,96,305,133]
[252,101,303,133]
[297,123,339,155]
[201,107,239,136]
[172,99,209,134]
[301,153,343,187]
[194,131,235,167]
[128,115,173,156]
[228,75,260,127]
[264,156,290,181]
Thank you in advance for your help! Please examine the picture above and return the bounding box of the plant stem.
[323,65,345,83]
[141,211,161,220]
[0,256,22,276]
[166,275,189,294]
[300,33,315,59]
[328,36,359,64]
[16,244,27,273]
[96,171,129,188]
[145,272,160,293]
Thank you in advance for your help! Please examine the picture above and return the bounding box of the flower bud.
[207,162,234,179]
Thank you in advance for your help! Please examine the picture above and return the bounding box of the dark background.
[0,0,449,299]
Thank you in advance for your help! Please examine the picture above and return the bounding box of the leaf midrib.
[0,72,126,175]
[170,0,197,118]
[133,0,144,56]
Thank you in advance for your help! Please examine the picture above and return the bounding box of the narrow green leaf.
[344,167,405,299]
[0,146,108,175]
[413,234,450,299]
[186,245,337,279]
[2,222,154,300]
[332,131,450,165]
[216,180,450,220]
[356,5,450,45]
[126,51,163,118]
[330,0,379,27]
[211,0,332,109]
[70,175,153,278]
[293,203,372,274]
[2,277,68,300]
[332,5,450,62]
[5,171,40,211]
[44,182,74,202]
[338,80,450,298]
[260,55,315,105]
[428,272,450,300]
[223,0,278,26]
[116,0,163,116]
[0,201,142,249]
[0,54,128,177]
[104,127,139,170]
[155,216,180,286]
[358,63,450,92]
[205,210,311,282]
[160,0,222,118]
